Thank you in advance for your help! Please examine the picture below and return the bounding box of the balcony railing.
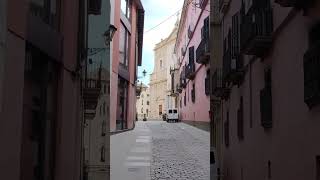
[240,7,273,57]
[83,60,102,120]
[304,43,320,109]
[260,87,272,128]
[212,69,230,99]
[196,38,210,64]
[185,62,196,80]
[176,84,182,93]
[180,67,187,88]
[223,49,244,85]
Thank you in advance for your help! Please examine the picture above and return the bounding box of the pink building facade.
[211,0,320,179]
[175,0,211,130]
[0,0,86,180]
[110,0,144,132]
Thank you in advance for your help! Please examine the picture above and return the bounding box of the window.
[237,96,244,140]
[169,110,173,113]
[191,84,195,103]
[141,108,143,113]
[184,92,186,106]
[224,111,230,147]
[100,146,105,162]
[121,0,131,19]
[146,109,149,117]
[147,94,150,97]
[173,110,177,113]
[119,23,130,69]
[317,156,320,180]
[116,78,128,130]
[267,161,271,179]
[101,120,106,136]
[160,60,162,68]
[147,101,150,105]
[304,23,320,109]
[260,68,272,129]
[159,105,162,115]
[142,100,143,105]
[103,102,106,115]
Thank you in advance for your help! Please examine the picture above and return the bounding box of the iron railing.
[196,38,210,64]
[240,6,273,56]
[186,62,196,80]
[212,68,229,99]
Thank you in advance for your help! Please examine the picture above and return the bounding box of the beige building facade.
[136,84,150,120]
[149,24,178,119]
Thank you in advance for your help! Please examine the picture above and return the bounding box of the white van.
[167,108,179,123]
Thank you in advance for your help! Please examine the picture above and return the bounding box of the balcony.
[136,87,142,96]
[180,68,187,88]
[176,84,182,93]
[304,43,320,109]
[88,0,102,15]
[84,79,101,110]
[205,76,210,96]
[240,8,273,57]
[223,49,244,85]
[196,38,210,64]
[260,87,272,129]
[219,0,230,13]
[83,60,102,120]
[212,69,230,99]
[185,62,196,80]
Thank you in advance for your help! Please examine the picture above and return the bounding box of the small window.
[100,146,105,162]
[147,101,150,105]
[317,156,320,180]
[141,108,143,113]
[169,110,173,113]
[173,110,177,113]
[142,100,143,105]
[160,60,162,68]
[268,160,271,179]
[103,102,106,115]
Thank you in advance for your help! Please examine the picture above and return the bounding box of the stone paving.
[147,121,210,180]
[111,121,210,180]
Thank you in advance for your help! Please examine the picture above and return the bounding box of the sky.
[138,0,184,86]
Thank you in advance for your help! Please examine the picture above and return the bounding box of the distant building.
[136,83,150,121]
[110,0,145,132]
[149,23,178,119]
[174,0,210,130]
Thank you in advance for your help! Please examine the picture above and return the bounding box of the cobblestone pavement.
[147,121,210,180]
[111,121,210,180]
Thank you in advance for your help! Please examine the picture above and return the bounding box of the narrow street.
[111,121,210,180]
